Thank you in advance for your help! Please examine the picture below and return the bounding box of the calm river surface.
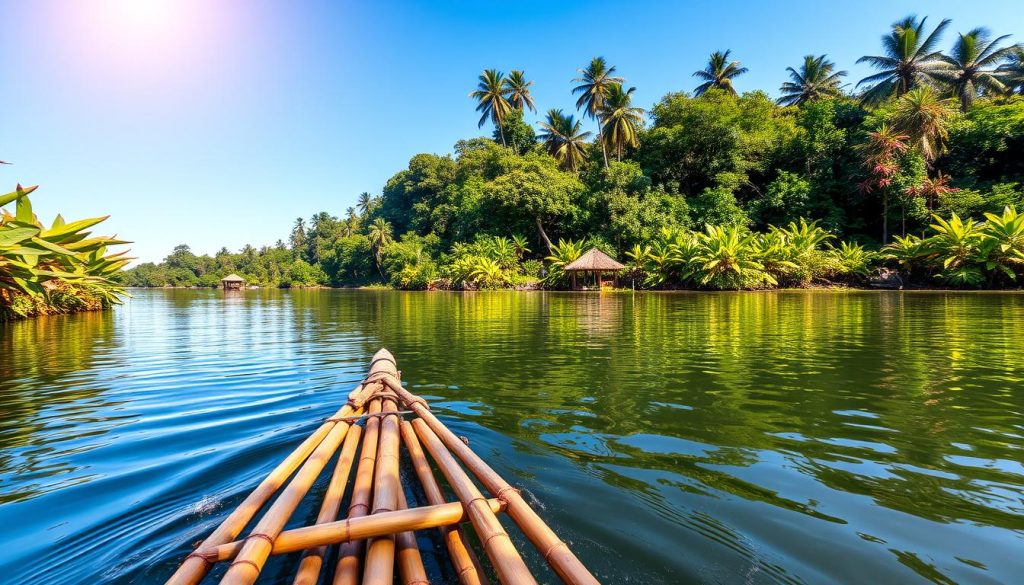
[1,289,1023,584]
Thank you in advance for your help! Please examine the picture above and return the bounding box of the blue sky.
[4,0,1023,263]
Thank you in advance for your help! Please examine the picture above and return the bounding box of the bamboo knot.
[244,532,276,547]
[363,371,398,385]
[458,435,470,445]
[184,551,214,565]
[541,539,570,563]
[229,559,262,573]
[495,485,522,504]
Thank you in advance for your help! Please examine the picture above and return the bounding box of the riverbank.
[0,284,112,322]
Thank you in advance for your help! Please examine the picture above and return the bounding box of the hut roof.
[563,248,625,271]
[221,273,245,282]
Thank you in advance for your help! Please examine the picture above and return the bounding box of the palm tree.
[511,234,531,259]
[357,192,372,217]
[537,109,593,172]
[367,218,393,278]
[599,85,645,162]
[890,86,958,163]
[504,70,536,112]
[777,55,847,106]
[572,57,624,167]
[693,50,748,96]
[996,47,1024,95]
[856,15,951,105]
[470,69,512,147]
[931,28,1018,110]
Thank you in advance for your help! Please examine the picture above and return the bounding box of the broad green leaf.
[15,186,34,223]
[39,216,109,241]
[0,225,40,246]
[28,236,74,255]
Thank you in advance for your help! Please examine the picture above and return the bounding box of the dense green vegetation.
[126,14,1024,290]
[1,184,130,320]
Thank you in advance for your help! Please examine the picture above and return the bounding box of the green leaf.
[28,236,74,255]
[0,184,38,208]
[39,216,109,242]
[0,226,41,246]
[51,214,65,229]
[15,186,34,223]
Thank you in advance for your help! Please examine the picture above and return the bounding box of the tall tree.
[777,55,847,106]
[857,124,909,243]
[470,69,512,147]
[856,15,951,105]
[572,57,624,167]
[933,28,1018,110]
[891,86,958,163]
[996,47,1024,94]
[366,218,393,278]
[356,192,373,217]
[693,50,748,96]
[504,70,536,112]
[599,85,645,162]
[538,109,593,172]
[289,218,306,253]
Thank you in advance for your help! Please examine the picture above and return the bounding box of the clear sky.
[4,0,1023,263]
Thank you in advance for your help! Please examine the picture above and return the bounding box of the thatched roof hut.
[562,248,624,289]
[221,273,245,290]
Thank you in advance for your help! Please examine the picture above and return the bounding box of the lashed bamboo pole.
[390,379,598,585]
[400,419,487,585]
[203,499,507,563]
[333,398,383,585]
[167,381,372,585]
[363,359,403,585]
[394,488,429,585]
[412,418,537,585]
[293,422,364,585]
[220,408,365,585]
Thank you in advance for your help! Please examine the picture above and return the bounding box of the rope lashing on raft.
[326,410,416,423]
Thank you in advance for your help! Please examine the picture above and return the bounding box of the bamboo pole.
[400,419,487,585]
[221,350,398,585]
[389,379,598,585]
[219,406,364,585]
[394,488,429,585]
[412,418,537,585]
[293,421,364,585]
[167,380,372,585]
[203,499,507,563]
[363,358,403,585]
[333,398,382,585]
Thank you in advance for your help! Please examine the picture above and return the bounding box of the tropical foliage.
[1,184,130,319]
[128,12,1024,291]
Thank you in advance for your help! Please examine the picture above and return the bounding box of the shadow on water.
[1,289,1023,583]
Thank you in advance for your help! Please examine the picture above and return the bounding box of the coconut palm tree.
[599,85,645,162]
[356,192,372,217]
[470,69,512,147]
[572,57,624,167]
[537,109,593,172]
[890,86,958,163]
[693,50,748,96]
[504,70,536,112]
[932,28,1018,111]
[777,55,847,106]
[857,15,951,105]
[367,218,393,278]
[997,47,1024,94]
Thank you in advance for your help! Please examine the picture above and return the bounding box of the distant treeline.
[124,14,1024,290]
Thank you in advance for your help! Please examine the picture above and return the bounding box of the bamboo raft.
[168,349,599,585]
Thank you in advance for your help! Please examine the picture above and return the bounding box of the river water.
[1,289,1022,584]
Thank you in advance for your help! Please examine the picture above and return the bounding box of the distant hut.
[562,248,625,290]
[221,273,245,290]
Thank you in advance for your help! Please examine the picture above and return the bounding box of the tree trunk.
[498,123,507,148]
[597,121,609,168]
[535,218,553,253]
[882,191,889,244]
